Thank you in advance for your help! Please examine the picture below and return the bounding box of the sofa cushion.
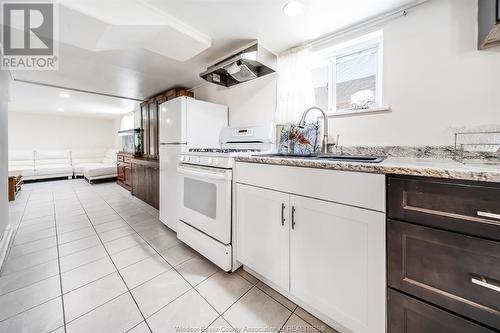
[8,165,35,177]
[83,164,117,178]
[35,150,71,166]
[9,150,35,167]
[72,149,106,165]
[34,164,73,176]
[73,163,108,174]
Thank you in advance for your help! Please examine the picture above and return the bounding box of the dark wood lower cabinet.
[387,175,500,332]
[388,289,496,333]
[117,153,133,191]
[131,158,159,209]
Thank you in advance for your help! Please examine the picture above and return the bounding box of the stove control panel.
[178,153,235,169]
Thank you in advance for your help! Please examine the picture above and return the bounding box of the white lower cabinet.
[235,184,290,291]
[289,195,385,333]
[235,174,385,333]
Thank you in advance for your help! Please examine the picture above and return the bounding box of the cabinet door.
[132,163,147,201]
[148,100,158,158]
[289,195,386,333]
[236,184,290,291]
[117,163,124,181]
[388,289,495,333]
[124,165,131,187]
[146,164,159,209]
[141,103,149,156]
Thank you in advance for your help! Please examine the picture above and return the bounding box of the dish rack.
[453,131,500,164]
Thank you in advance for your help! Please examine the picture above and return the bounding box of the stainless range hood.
[200,41,277,87]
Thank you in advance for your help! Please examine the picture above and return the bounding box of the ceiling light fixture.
[56,107,64,112]
[283,0,304,17]
[59,92,70,98]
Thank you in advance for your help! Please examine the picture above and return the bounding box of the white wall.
[330,0,500,146]
[193,74,277,127]
[193,0,500,146]
[8,113,119,150]
[0,69,10,240]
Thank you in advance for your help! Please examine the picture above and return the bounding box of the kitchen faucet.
[298,106,329,154]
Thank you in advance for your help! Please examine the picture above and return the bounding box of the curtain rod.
[285,0,430,53]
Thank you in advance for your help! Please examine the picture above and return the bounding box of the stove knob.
[195,157,200,163]
[180,156,185,162]
[214,158,219,165]
[207,158,213,165]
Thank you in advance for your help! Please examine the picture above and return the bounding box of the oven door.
[177,164,232,244]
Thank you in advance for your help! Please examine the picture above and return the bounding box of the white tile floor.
[1,179,338,333]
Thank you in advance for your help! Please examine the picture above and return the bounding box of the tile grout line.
[54,182,301,332]
[92,187,227,329]
[64,290,130,326]
[51,186,68,333]
[0,190,32,276]
[72,185,154,333]
[96,183,290,332]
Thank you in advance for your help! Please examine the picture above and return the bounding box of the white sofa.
[34,150,73,180]
[73,149,118,181]
[7,149,118,182]
[8,150,36,180]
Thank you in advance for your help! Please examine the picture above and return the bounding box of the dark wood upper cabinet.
[147,98,158,159]
[138,89,191,160]
[140,102,149,157]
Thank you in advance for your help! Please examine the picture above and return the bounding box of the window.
[311,31,383,113]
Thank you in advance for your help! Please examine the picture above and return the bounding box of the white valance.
[275,46,315,125]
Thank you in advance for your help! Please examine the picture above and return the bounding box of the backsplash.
[328,145,500,162]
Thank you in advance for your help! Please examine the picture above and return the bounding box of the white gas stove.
[179,148,262,169]
[176,125,275,271]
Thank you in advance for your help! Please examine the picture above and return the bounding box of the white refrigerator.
[159,97,228,231]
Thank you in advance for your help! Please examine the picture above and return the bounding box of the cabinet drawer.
[388,220,500,329]
[388,289,495,333]
[117,155,124,162]
[388,176,500,240]
[124,156,132,164]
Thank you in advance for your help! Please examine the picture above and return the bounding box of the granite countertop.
[234,155,500,183]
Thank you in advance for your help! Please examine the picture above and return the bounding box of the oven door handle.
[177,166,228,180]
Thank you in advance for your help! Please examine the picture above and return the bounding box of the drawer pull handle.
[477,211,500,220]
[281,203,286,226]
[291,206,296,230]
[471,276,500,293]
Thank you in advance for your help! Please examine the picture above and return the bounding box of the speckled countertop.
[234,155,500,183]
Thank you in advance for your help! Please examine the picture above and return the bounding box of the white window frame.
[311,30,386,116]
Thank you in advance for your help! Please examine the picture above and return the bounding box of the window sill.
[326,106,391,118]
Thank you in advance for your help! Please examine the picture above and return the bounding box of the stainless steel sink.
[255,153,386,163]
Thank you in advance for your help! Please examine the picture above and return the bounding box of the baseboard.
[0,224,14,273]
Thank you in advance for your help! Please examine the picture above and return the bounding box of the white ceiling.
[9,0,416,118]
[9,81,138,119]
